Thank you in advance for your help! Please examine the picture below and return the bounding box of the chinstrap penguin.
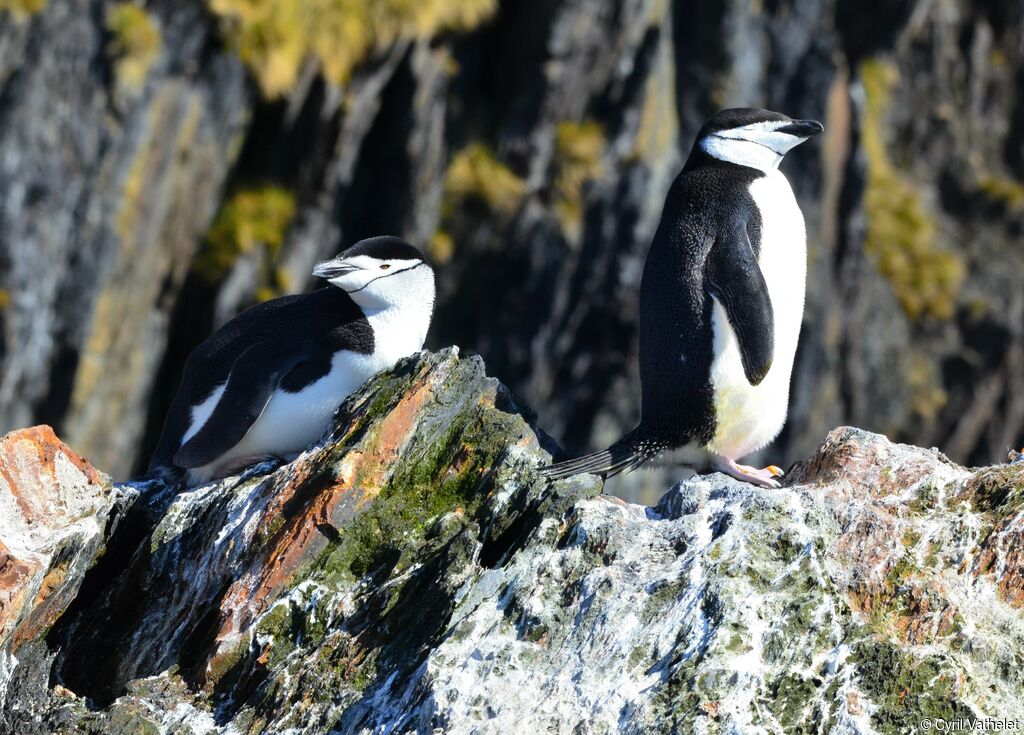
[149,236,436,486]
[542,108,822,488]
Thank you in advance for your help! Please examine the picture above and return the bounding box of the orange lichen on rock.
[0,426,112,653]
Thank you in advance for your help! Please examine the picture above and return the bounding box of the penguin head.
[313,236,436,311]
[696,108,823,172]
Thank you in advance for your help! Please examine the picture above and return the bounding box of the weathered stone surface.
[1,352,1022,733]
[370,428,1022,732]
[0,426,114,703]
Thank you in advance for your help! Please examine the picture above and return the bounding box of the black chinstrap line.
[343,261,426,295]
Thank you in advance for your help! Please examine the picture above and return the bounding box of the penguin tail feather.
[540,434,653,481]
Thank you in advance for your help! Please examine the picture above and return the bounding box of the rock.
[1,348,595,734]
[1,351,1023,732]
[0,426,115,705]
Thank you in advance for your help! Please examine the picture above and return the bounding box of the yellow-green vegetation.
[207,0,497,98]
[553,120,606,237]
[106,3,162,93]
[194,186,296,281]
[906,353,947,421]
[116,134,153,249]
[444,142,525,218]
[977,174,1024,212]
[631,85,674,162]
[429,142,526,262]
[305,371,525,587]
[0,0,46,16]
[629,46,677,164]
[427,230,454,263]
[254,266,294,302]
[860,59,965,321]
[901,529,921,548]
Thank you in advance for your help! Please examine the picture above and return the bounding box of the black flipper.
[173,341,317,469]
[705,220,774,386]
[540,432,657,480]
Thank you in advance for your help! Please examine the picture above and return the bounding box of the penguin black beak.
[777,119,824,138]
[313,259,359,279]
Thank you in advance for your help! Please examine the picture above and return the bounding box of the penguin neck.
[348,271,435,361]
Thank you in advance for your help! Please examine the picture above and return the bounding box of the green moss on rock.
[907,353,948,421]
[860,59,964,321]
[908,481,939,513]
[852,640,974,731]
[962,465,1024,515]
[427,229,455,264]
[322,404,516,581]
[639,578,688,624]
[429,143,526,262]
[107,3,162,93]
[769,672,819,731]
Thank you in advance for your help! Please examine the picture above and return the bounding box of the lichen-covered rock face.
[2,353,1024,733]
[379,429,1023,733]
[0,426,115,701]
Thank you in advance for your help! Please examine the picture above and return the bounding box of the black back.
[148,287,373,471]
[636,144,766,447]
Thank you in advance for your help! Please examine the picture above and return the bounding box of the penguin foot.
[713,458,784,488]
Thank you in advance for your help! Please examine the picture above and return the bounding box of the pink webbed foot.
[712,457,785,488]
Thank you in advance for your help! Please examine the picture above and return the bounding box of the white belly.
[183,298,431,484]
[706,169,806,460]
[189,351,387,482]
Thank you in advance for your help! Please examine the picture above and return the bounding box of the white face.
[313,254,434,310]
[700,121,812,172]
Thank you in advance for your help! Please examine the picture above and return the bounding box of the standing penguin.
[149,236,436,486]
[542,108,822,488]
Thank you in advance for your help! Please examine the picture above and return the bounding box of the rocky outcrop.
[1,1,1021,494]
[0,426,116,711]
[1,350,1023,733]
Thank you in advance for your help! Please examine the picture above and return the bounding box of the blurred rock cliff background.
[0,0,1022,501]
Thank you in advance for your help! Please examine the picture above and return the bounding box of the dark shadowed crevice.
[478,490,545,569]
[339,47,418,245]
[447,0,561,156]
[32,344,79,435]
[1006,65,1024,179]
[833,94,868,423]
[673,0,728,141]
[835,0,915,66]
[47,486,178,705]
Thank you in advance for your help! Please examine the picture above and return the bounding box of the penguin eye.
[380,264,391,271]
